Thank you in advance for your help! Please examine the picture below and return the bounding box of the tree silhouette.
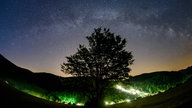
[61,27,134,107]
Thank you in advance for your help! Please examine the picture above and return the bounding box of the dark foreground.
[106,77,192,108]
[1,77,192,108]
[0,79,82,108]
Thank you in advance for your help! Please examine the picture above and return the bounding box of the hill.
[107,77,192,108]
[128,69,192,94]
[1,53,192,107]
[0,78,82,108]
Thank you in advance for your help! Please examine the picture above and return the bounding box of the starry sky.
[0,0,192,77]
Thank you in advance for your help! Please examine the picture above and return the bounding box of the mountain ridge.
[1,53,192,107]
[1,53,192,92]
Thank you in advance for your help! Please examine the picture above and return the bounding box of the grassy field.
[0,79,82,108]
[1,77,192,108]
[1,54,192,108]
[106,77,192,108]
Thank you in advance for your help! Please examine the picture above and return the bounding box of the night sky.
[0,0,192,77]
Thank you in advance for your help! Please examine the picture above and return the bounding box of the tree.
[61,28,134,107]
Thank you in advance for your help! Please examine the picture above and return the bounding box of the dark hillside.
[0,54,34,80]
[0,79,81,108]
[128,69,192,94]
[0,54,89,92]
[107,77,192,108]
[1,53,192,107]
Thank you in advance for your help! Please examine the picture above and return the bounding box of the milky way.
[0,0,192,76]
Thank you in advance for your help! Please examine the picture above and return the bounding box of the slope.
[107,77,192,108]
[0,79,82,108]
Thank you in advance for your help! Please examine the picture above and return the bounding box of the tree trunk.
[85,78,105,107]
[96,78,105,107]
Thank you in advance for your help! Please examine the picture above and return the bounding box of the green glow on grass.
[26,91,85,106]
[58,95,76,104]
[22,90,47,99]
[22,89,86,106]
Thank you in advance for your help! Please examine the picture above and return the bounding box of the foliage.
[61,27,134,80]
[3,66,192,106]
[48,91,86,104]
[128,71,192,94]
[61,27,134,106]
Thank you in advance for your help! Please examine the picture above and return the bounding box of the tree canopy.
[61,28,134,80]
[61,27,134,107]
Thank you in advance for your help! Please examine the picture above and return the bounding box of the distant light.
[105,101,115,105]
[5,80,9,84]
[105,101,109,105]
[126,99,131,103]
[110,101,115,105]
[76,103,84,106]
[115,85,149,97]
